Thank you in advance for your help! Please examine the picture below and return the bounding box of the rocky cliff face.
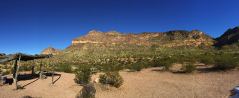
[70,30,214,48]
[41,47,61,55]
[215,26,239,47]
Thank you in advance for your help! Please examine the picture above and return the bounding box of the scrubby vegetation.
[99,71,124,88]
[3,46,237,76]
[76,83,96,98]
[214,53,238,70]
[54,63,72,73]
[74,65,93,84]
[127,61,145,71]
[182,63,196,73]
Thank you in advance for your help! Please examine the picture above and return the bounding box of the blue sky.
[0,0,238,54]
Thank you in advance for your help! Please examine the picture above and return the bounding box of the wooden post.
[15,55,21,89]
[39,62,42,79]
[12,60,18,78]
[31,65,35,75]
[31,60,35,75]
[52,71,54,84]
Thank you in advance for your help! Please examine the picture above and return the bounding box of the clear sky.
[0,0,238,54]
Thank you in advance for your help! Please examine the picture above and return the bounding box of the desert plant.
[99,71,123,88]
[158,57,173,70]
[127,61,145,71]
[74,65,92,84]
[76,83,96,98]
[55,63,72,73]
[198,52,215,65]
[150,56,174,70]
[214,53,238,70]
[100,61,123,72]
[182,63,196,73]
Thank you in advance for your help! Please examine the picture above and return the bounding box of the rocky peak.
[41,47,61,55]
[88,30,103,36]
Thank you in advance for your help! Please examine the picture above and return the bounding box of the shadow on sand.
[16,72,62,89]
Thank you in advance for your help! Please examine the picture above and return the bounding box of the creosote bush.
[182,63,196,73]
[55,63,72,73]
[127,61,145,71]
[214,53,238,70]
[99,71,123,88]
[199,54,215,65]
[74,65,92,85]
[155,57,173,71]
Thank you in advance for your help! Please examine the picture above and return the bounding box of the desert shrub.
[19,65,32,71]
[74,65,92,84]
[99,72,123,88]
[3,69,11,75]
[153,57,173,70]
[100,61,123,72]
[55,63,72,73]
[182,63,196,73]
[200,56,215,65]
[214,53,238,70]
[76,83,96,98]
[127,61,145,71]
[199,54,215,65]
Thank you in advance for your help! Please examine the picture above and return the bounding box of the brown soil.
[95,68,239,98]
[0,68,239,98]
[0,72,82,98]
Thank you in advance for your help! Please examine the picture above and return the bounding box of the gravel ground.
[0,68,239,98]
[95,68,239,98]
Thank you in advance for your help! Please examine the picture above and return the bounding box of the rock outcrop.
[41,47,61,55]
[70,30,214,48]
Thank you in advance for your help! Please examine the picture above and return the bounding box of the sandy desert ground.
[0,68,239,98]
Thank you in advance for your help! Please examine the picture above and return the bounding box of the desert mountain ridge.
[42,26,239,54]
[70,30,214,48]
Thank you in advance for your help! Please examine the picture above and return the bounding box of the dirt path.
[0,68,239,98]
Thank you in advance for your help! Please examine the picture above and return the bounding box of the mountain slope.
[215,26,239,47]
[69,30,214,49]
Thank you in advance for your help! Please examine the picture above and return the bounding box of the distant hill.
[41,47,61,55]
[215,26,239,47]
[69,30,214,50]
[0,53,6,59]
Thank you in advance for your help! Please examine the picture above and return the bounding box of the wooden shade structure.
[0,53,52,89]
